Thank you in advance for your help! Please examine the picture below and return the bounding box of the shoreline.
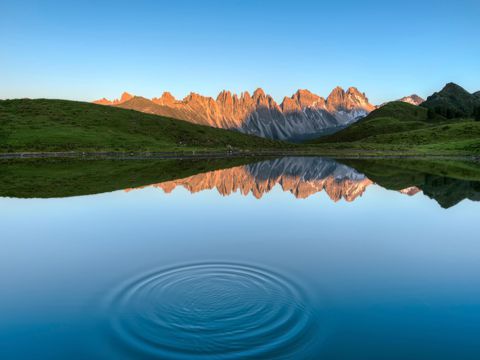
[0,150,479,162]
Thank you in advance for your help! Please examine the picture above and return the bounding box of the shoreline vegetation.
[0,150,479,161]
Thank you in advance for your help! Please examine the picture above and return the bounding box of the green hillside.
[313,102,434,143]
[0,99,287,153]
[308,101,480,155]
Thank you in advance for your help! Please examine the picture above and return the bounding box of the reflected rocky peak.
[126,157,480,208]
[132,157,375,201]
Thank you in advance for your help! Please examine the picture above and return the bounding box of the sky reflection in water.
[0,157,479,359]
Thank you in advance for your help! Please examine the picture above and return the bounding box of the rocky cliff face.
[94,87,374,140]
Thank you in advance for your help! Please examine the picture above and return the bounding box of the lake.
[1,156,479,359]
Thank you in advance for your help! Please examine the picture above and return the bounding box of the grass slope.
[308,102,480,155]
[0,99,288,153]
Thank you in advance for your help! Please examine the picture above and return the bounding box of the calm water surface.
[0,157,479,359]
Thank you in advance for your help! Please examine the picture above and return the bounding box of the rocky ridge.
[94,87,375,140]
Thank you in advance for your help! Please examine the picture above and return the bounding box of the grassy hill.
[0,99,288,153]
[313,102,434,143]
[307,101,480,155]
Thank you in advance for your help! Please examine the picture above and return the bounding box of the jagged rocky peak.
[250,88,278,109]
[345,87,374,109]
[328,86,345,97]
[280,89,326,112]
[253,88,266,99]
[152,91,177,105]
[216,90,234,103]
[281,96,300,112]
[293,89,325,108]
[326,86,374,112]
[241,91,252,101]
[346,86,362,95]
[119,92,134,103]
[184,92,209,103]
[93,91,134,105]
[326,86,347,110]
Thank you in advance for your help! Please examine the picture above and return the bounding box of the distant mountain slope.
[397,94,424,105]
[94,87,375,140]
[307,98,480,154]
[421,83,480,118]
[310,101,432,143]
[0,99,286,153]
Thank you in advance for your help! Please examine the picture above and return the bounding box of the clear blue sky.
[1,0,479,104]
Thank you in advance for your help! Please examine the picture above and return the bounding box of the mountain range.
[92,82,478,145]
[94,87,375,140]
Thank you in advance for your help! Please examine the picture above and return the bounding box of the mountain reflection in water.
[126,157,413,202]
[125,157,480,209]
[1,156,478,208]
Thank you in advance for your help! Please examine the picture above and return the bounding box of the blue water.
[0,157,480,359]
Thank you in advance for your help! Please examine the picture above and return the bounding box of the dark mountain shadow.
[343,158,480,208]
[422,175,480,208]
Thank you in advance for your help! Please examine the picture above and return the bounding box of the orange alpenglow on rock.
[93,86,375,140]
[125,158,375,202]
[93,92,133,106]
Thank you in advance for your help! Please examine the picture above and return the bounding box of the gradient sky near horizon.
[1,0,479,104]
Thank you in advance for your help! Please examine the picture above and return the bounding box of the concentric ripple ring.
[109,262,317,359]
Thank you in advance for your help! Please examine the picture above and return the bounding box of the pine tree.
[474,106,480,121]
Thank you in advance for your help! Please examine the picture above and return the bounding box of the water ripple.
[108,262,318,359]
